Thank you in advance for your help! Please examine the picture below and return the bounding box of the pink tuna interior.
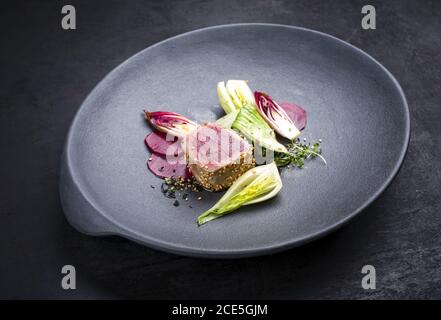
[186,124,250,169]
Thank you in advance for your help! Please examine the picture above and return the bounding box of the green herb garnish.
[274,139,326,168]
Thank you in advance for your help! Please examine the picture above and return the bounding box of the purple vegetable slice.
[279,102,307,131]
[144,131,182,157]
[147,153,192,179]
[144,111,198,137]
[254,92,301,140]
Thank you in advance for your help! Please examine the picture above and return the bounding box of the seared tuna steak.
[185,124,254,191]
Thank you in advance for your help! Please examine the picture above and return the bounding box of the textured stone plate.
[59,24,409,258]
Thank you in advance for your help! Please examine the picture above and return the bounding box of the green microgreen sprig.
[274,139,326,168]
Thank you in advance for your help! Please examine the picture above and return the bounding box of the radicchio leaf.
[279,102,307,131]
[254,92,300,140]
[144,111,198,138]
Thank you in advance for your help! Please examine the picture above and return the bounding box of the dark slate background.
[1,0,440,299]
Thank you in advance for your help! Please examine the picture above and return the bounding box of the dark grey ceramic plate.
[60,24,409,258]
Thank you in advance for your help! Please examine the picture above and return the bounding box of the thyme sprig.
[274,139,326,168]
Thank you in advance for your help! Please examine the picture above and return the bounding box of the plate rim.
[60,23,410,258]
